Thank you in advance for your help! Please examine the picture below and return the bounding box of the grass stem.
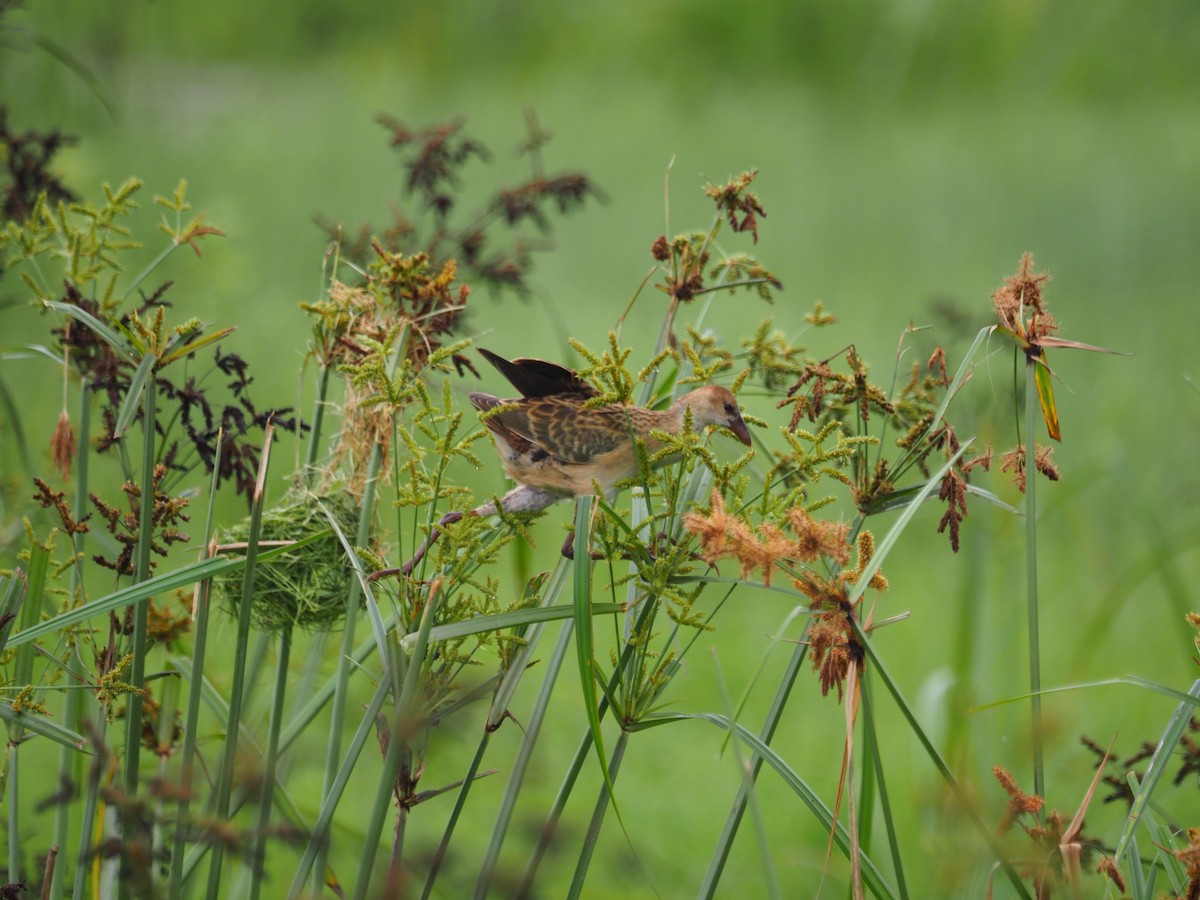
[1024,362,1045,805]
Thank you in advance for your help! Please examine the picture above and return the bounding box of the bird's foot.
[559,531,608,562]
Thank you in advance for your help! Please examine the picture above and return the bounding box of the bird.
[395,347,752,574]
[469,347,751,505]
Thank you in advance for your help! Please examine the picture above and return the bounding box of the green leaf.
[113,351,156,439]
[1032,352,1060,441]
[1112,678,1200,872]
[0,344,61,364]
[161,325,236,366]
[6,537,323,650]
[399,601,623,648]
[573,497,612,795]
[636,712,897,899]
[41,299,135,363]
[0,703,88,750]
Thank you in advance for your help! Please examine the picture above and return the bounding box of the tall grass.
[0,154,1195,900]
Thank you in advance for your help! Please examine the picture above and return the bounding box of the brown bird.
[396,348,752,574]
[470,347,751,506]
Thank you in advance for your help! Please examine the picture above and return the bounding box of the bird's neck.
[629,397,694,448]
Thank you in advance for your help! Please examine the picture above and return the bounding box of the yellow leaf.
[1033,353,1061,441]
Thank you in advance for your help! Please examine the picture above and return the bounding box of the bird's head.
[680,385,753,446]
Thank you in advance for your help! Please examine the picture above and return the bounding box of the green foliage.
[0,109,1195,900]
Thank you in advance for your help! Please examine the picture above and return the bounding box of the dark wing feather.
[478,347,598,399]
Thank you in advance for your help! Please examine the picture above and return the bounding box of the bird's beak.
[729,417,752,446]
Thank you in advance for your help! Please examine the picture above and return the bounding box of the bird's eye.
[723,402,735,414]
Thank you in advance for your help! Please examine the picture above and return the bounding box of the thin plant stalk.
[421,731,492,900]
[239,631,275,724]
[52,651,86,897]
[313,324,406,895]
[53,385,91,899]
[858,681,877,856]
[205,424,275,899]
[859,670,908,900]
[286,675,393,898]
[351,577,441,900]
[151,674,181,866]
[515,695,604,894]
[168,429,226,897]
[249,624,292,900]
[72,720,108,900]
[699,635,810,897]
[423,560,572,899]
[517,596,663,894]
[8,547,45,885]
[358,672,410,898]
[304,363,333,481]
[848,614,1031,900]
[567,729,631,900]
[472,604,575,900]
[1024,363,1044,804]
[712,648,779,899]
[311,446,382,894]
[122,374,157,802]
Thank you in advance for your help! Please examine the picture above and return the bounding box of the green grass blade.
[7,538,319,650]
[352,571,443,899]
[1125,828,1146,899]
[848,616,1030,899]
[572,496,613,800]
[712,649,779,899]
[160,325,236,365]
[316,495,389,671]
[486,562,568,725]
[1137,792,1186,895]
[249,627,291,900]
[568,731,632,900]
[860,671,908,899]
[0,570,28,658]
[168,427,225,897]
[112,351,155,439]
[0,701,88,748]
[700,634,809,898]
[421,732,493,900]
[848,442,971,607]
[399,600,623,647]
[313,443,382,894]
[474,585,575,899]
[206,423,274,899]
[8,540,51,885]
[286,674,392,898]
[637,711,897,899]
[122,376,158,821]
[1023,362,1045,805]
[41,300,135,362]
[1111,678,1200,873]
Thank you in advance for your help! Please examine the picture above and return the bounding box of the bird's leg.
[399,509,466,576]
[376,485,562,580]
[369,509,471,581]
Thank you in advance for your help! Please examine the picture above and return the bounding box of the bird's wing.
[496,397,636,465]
[470,393,540,456]
[478,348,598,399]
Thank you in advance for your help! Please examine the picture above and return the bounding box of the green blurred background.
[4,1,1200,895]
